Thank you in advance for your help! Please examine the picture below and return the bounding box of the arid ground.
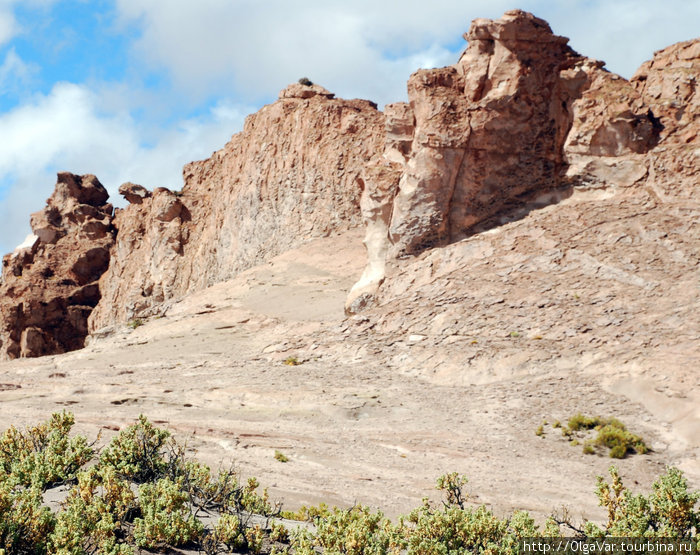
[2,220,697,523]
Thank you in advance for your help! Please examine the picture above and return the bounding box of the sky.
[0,0,698,254]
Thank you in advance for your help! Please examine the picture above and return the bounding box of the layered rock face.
[89,83,384,329]
[347,10,674,312]
[0,173,114,359]
[633,39,699,141]
[631,39,700,201]
[387,12,590,257]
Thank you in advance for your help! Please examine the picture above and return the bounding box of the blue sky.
[0,0,699,253]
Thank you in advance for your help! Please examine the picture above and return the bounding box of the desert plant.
[436,472,469,509]
[50,465,136,553]
[0,483,55,554]
[0,413,695,553]
[291,505,390,555]
[0,411,93,490]
[395,500,509,553]
[281,502,332,522]
[133,477,204,548]
[270,521,289,543]
[563,413,648,458]
[583,466,699,538]
[567,413,602,432]
[99,415,170,483]
[594,423,647,458]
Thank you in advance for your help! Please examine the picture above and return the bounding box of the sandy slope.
[0,224,697,523]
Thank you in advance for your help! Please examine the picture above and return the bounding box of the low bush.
[49,465,136,552]
[99,414,171,483]
[560,413,648,458]
[133,477,203,548]
[291,505,390,554]
[594,423,648,458]
[583,466,699,538]
[0,411,92,490]
[0,413,695,553]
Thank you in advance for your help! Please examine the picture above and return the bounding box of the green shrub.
[292,505,390,555]
[0,413,695,553]
[436,472,468,509]
[595,424,647,458]
[584,466,699,538]
[281,502,332,522]
[99,415,170,482]
[395,501,508,553]
[0,411,93,490]
[270,521,289,543]
[563,414,648,458]
[133,477,203,548]
[212,513,247,550]
[0,483,55,554]
[567,413,602,431]
[50,464,137,553]
[127,318,143,329]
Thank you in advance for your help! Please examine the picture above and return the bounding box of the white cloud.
[114,0,515,107]
[0,6,17,47]
[114,0,700,108]
[531,0,700,77]
[0,48,36,96]
[0,82,249,253]
[0,0,60,47]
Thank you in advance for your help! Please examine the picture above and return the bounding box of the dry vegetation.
[1,413,697,553]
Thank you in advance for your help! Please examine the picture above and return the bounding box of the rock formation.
[631,39,700,201]
[388,11,581,257]
[346,10,688,313]
[1,10,697,356]
[0,173,114,359]
[88,83,384,330]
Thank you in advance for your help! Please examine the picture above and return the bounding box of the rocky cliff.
[338,12,698,384]
[88,83,384,330]
[0,173,114,359]
[346,10,666,312]
[0,10,697,358]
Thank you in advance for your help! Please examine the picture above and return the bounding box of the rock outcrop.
[88,83,385,330]
[632,39,700,201]
[1,10,696,355]
[346,10,675,312]
[0,173,114,359]
[387,11,582,258]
